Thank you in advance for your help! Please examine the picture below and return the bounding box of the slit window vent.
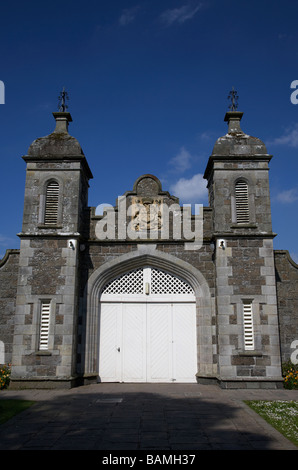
[243,301,254,350]
[39,301,51,350]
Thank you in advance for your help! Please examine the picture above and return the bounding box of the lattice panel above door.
[150,268,194,294]
[102,268,144,294]
[101,267,194,296]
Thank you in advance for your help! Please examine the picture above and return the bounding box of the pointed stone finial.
[52,111,73,133]
[224,110,244,134]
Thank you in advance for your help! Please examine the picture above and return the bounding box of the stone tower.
[11,111,93,387]
[203,110,282,386]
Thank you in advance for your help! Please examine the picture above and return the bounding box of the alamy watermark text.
[0,81,4,104]
[95,196,203,251]
[290,80,298,104]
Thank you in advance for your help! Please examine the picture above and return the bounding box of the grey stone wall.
[227,238,280,378]
[274,250,298,363]
[0,249,19,364]
[11,236,80,383]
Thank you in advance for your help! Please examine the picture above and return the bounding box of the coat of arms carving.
[130,197,163,232]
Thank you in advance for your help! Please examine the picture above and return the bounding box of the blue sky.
[0,0,298,262]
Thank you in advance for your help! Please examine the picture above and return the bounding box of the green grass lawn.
[245,400,298,447]
[0,399,35,425]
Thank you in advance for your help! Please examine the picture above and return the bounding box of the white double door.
[99,302,197,383]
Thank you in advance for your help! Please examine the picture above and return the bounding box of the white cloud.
[169,146,192,172]
[119,7,140,26]
[198,131,212,141]
[159,3,202,26]
[268,123,298,148]
[170,173,207,202]
[275,188,298,203]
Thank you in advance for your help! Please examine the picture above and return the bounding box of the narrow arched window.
[235,180,249,224]
[44,181,59,225]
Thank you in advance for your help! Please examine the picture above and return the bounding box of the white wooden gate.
[98,267,197,383]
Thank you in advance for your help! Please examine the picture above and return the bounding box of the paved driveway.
[0,383,297,450]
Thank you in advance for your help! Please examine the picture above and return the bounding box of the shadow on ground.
[0,384,293,450]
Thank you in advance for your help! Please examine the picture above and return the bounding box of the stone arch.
[82,245,214,379]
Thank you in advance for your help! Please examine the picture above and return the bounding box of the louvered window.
[235,180,249,224]
[44,181,59,225]
[243,301,254,350]
[39,301,51,350]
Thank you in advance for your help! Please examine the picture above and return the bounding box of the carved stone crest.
[130,197,163,232]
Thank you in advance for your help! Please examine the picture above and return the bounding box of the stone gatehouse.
[0,105,297,389]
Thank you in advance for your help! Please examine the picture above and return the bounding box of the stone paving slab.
[0,383,297,450]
